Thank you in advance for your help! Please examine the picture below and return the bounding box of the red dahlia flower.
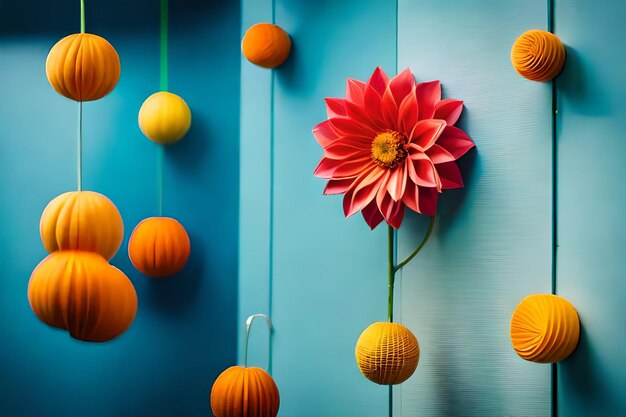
[313,67,475,229]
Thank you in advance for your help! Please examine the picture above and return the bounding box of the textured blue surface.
[0,1,240,416]
[555,0,626,415]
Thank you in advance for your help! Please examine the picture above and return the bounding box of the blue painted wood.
[397,1,552,416]
[555,1,626,415]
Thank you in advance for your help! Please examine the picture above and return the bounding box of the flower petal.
[437,126,475,159]
[346,79,366,105]
[345,100,378,132]
[363,84,387,129]
[402,183,420,214]
[410,119,446,150]
[330,117,377,139]
[368,67,390,96]
[398,87,419,136]
[436,161,464,189]
[415,80,441,119]
[325,98,347,118]
[425,143,456,164]
[433,99,463,125]
[418,187,439,215]
[324,178,355,195]
[381,87,399,130]
[377,191,405,229]
[324,141,370,159]
[361,200,385,230]
[409,157,441,189]
[312,120,340,148]
[343,167,386,217]
[387,166,408,202]
[389,68,416,105]
[314,156,372,179]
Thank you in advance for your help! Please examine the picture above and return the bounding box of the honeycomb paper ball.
[46,33,121,101]
[511,29,566,82]
[210,366,280,417]
[355,322,420,385]
[510,294,580,363]
[242,23,291,69]
[138,92,191,145]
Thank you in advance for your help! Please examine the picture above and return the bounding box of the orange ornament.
[210,366,280,417]
[28,251,138,342]
[40,191,124,261]
[128,217,191,278]
[46,33,121,101]
[511,29,566,82]
[242,23,291,68]
[355,322,420,385]
[510,294,580,363]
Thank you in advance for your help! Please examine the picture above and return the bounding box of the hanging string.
[80,0,85,34]
[157,0,169,216]
[77,0,85,191]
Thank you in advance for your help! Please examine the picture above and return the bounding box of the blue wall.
[0,1,240,416]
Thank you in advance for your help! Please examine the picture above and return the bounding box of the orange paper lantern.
[40,191,124,261]
[242,23,291,69]
[510,294,580,363]
[46,33,121,101]
[355,322,420,385]
[210,366,280,417]
[128,217,191,278]
[511,29,566,82]
[28,251,138,342]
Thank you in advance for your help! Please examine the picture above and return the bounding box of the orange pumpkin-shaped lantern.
[241,23,291,69]
[46,33,121,101]
[211,366,280,417]
[28,251,138,342]
[128,217,191,278]
[511,29,566,82]
[138,92,192,145]
[510,294,580,363]
[355,322,420,385]
[40,191,124,261]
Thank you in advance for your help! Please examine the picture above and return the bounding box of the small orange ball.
[511,29,566,82]
[242,23,291,68]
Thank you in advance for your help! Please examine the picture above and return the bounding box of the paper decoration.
[511,29,566,82]
[211,314,280,417]
[128,217,191,278]
[313,67,475,229]
[28,251,137,342]
[355,322,420,385]
[242,23,291,69]
[46,33,121,101]
[40,191,124,261]
[138,92,192,145]
[510,294,580,363]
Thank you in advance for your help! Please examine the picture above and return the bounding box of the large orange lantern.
[127,217,191,278]
[241,23,291,69]
[355,322,420,385]
[46,33,121,101]
[40,191,124,261]
[28,251,138,342]
[510,294,580,363]
[211,314,279,417]
[511,29,566,82]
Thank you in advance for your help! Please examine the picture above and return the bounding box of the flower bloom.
[313,67,475,229]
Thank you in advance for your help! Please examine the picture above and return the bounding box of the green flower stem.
[80,0,85,33]
[387,216,436,323]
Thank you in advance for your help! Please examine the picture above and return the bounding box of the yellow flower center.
[371,131,408,169]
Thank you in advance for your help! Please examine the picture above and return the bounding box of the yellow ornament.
[138,91,191,145]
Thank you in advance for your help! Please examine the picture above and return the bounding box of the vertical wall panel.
[397,1,552,416]
[555,0,626,415]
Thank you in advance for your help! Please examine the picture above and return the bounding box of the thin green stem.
[77,102,83,191]
[160,0,169,92]
[80,0,85,33]
[387,225,395,323]
[394,216,435,273]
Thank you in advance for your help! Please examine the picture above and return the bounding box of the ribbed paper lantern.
[210,366,280,417]
[28,251,138,342]
[511,29,566,82]
[355,322,420,385]
[242,23,291,69]
[46,33,121,101]
[40,191,124,261]
[510,294,580,363]
[128,217,191,278]
[138,92,191,145]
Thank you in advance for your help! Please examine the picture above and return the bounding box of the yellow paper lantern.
[510,294,580,363]
[28,251,138,342]
[355,322,420,385]
[127,217,191,278]
[511,29,566,82]
[210,366,280,417]
[40,191,124,261]
[138,91,191,145]
[46,33,121,101]
[241,23,291,69]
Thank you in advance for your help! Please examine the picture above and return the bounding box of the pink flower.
[313,67,475,229]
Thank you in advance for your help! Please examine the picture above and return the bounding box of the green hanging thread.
[157,0,169,216]
[77,0,85,191]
